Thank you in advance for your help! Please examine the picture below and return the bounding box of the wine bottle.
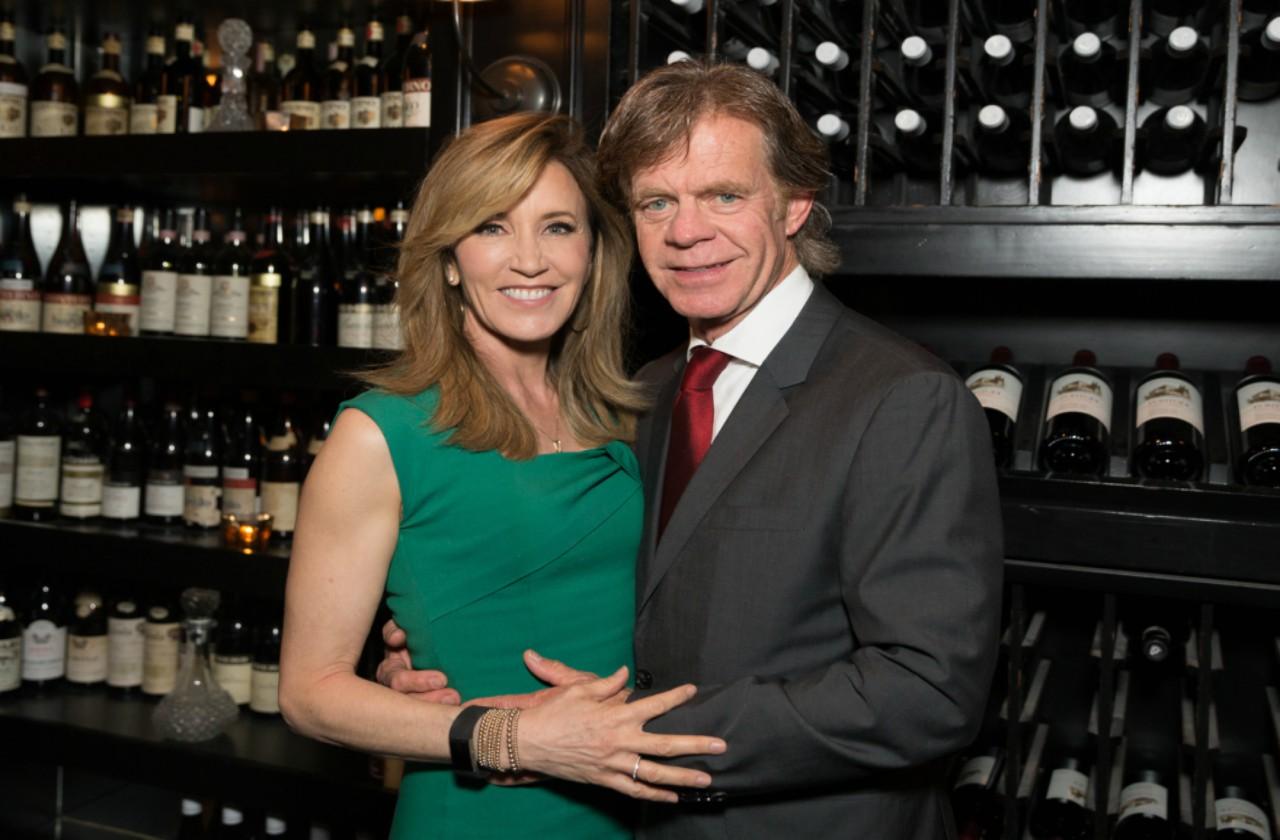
[903,0,948,39]
[1147,0,1213,37]
[1140,105,1206,175]
[0,195,42,332]
[176,799,204,840]
[973,103,1031,176]
[980,34,1034,110]
[138,208,181,334]
[1236,356,1280,487]
[101,398,145,524]
[14,386,61,521]
[373,202,407,351]
[1132,353,1205,481]
[249,209,292,344]
[160,20,203,134]
[1060,32,1121,108]
[0,398,12,515]
[106,593,144,694]
[175,208,215,337]
[282,26,322,130]
[352,20,384,129]
[894,108,944,175]
[302,412,332,480]
[1029,753,1094,839]
[1062,0,1123,34]
[212,602,253,705]
[901,36,947,110]
[248,39,281,124]
[966,347,1024,468]
[59,391,104,520]
[1053,105,1120,176]
[30,25,78,137]
[402,30,432,128]
[1213,781,1271,839]
[130,32,166,135]
[0,583,20,695]
[96,207,142,335]
[985,0,1037,43]
[182,402,222,530]
[0,15,29,138]
[22,581,67,690]
[211,211,252,341]
[142,594,180,697]
[1040,350,1113,476]
[65,589,107,688]
[1238,17,1280,102]
[338,208,377,349]
[293,209,338,345]
[41,201,93,335]
[83,33,129,136]
[1113,769,1172,838]
[1148,26,1209,106]
[261,396,302,540]
[250,615,282,714]
[218,805,249,840]
[322,24,355,130]
[144,402,184,526]
[380,14,414,127]
[222,396,261,520]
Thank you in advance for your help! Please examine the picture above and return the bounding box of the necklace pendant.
[553,439,562,453]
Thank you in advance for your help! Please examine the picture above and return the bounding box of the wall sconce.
[444,0,562,117]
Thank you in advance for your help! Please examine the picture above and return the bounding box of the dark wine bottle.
[83,33,129,136]
[176,799,205,840]
[211,210,252,341]
[380,14,414,127]
[1213,782,1271,839]
[986,0,1037,43]
[139,208,181,335]
[22,580,67,690]
[1029,753,1094,839]
[1052,105,1121,176]
[894,108,944,175]
[952,743,1006,839]
[0,395,12,517]
[1140,105,1206,176]
[904,0,948,39]
[373,202,407,351]
[217,805,249,840]
[96,207,142,335]
[249,208,293,345]
[1236,356,1280,487]
[281,26,322,130]
[212,600,253,706]
[1040,350,1113,476]
[338,208,377,349]
[175,208,215,338]
[980,34,1034,110]
[352,19,384,128]
[0,582,21,695]
[130,32,166,135]
[402,29,431,128]
[1062,0,1123,34]
[1132,352,1205,481]
[1238,17,1280,102]
[102,399,145,524]
[261,396,302,540]
[106,593,144,694]
[293,210,338,345]
[222,395,262,520]
[182,402,222,530]
[159,20,203,134]
[65,589,107,688]
[59,391,104,520]
[41,200,93,335]
[966,347,1024,468]
[302,411,332,480]
[30,25,78,138]
[322,24,355,129]
[0,195,42,333]
[1148,26,1209,106]
[1113,769,1172,839]
[1147,0,1213,37]
[14,386,61,521]
[1060,32,1121,108]
[248,39,281,124]
[142,593,180,697]
[973,103,1031,176]
[144,402,185,526]
[0,15,29,139]
[901,36,947,110]
[250,614,282,714]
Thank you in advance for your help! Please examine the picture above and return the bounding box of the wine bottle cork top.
[297,30,316,49]
[266,816,287,835]
[181,799,202,817]
[1069,105,1098,132]
[667,50,692,64]
[747,47,778,73]
[221,807,244,826]
[671,0,704,11]
[367,22,384,42]
[978,104,1008,131]
[816,113,850,140]
[1168,26,1198,53]
[1072,32,1101,59]
[175,23,194,42]
[984,34,1012,61]
[1072,349,1097,367]
[895,108,924,135]
[901,36,930,64]
[1265,17,1280,46]
[147,35,166,54]
[338,27,355,47]
[1165,105,1195,131]
[1155,352,1181,370]
[990,346,1014,365]
[1245,355,1272,375]
[816,41,849,70]
[104,34,122,54]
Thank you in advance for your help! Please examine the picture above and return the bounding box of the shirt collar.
[685,264,815,367]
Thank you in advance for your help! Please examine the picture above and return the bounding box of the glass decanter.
[153,587,239,741]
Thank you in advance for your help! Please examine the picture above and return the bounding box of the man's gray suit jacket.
[632,284,1004,839]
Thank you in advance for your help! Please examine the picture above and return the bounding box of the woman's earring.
[445,264,461,286]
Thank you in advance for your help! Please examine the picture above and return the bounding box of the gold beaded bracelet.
[506,709,522,774]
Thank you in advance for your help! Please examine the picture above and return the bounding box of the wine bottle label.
[210,274,250,338]
[213,655,253,705]
[16,435,60,507]
[966,366,1023,423]
[1215,797,1271,839]
[84,99,130,136]
[0,635,20,691]
[261,480,299,533]
[1118,781,1169,822]
[156,95,178,133]
[0,81,27,137]
[250,662,281,713]
[373,304,403,350]
[222,467,258,517]
[1046,371,1113,432]
[338,303,375,348]
[954,755,997,790]
[129,103,159,135]
[352,96,381,129]
[1237,379,1280,433]
[106,615,145,686]
[101,482,141,519]
[142,621,180,695]
[380,91,404,127]
[1046,767,1089,807]
[281,100,321,129]
[21,619,67,680]
[174,273,212,335]
[0,439,13,509]
[94,286,141,335]
[248,275,281,344]
[322,100,351,129]
[60,455,104,518]
[145,474,184,517]
[403,78,431,127]
[66,633,109,683]
[30,100,78,136]
[1136,375,1204,434]
[307,435,325,457]
[183,464,221,527]
[188,106,204,133]
[41,292,92,333]
[0,279,41,332]
[139,269,178,332]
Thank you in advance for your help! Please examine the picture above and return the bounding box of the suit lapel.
[636,365,681,611]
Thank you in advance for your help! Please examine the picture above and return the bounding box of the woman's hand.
[376,618,461,705]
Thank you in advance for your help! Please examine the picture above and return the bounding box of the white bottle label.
[175,273,213,336]
[338,303,375,348]
[22,619,67,680]
[0,438,13,509]
[66,634,109,683]
[248,278,281,344]
[0,80,27,137]
[183,464,222,527]
[1215,798,1271,839]
[145,479,184,516]
[1135,375,1204,434]
[188,106,204,133]
[222,466,257,517]
[16,435,60,507]
[322,99,351,129]
[380,90,404,127]
[101,483,141,519]
[966,367,1023,423]
[0,635,20,691]
[403,78,431,127]
[107,615,145,687]
[0,280,41,332]
[41,293,92,333]
[1046,767,1089,807]
[250,662,281,713]
[129,102,158,135]
[156,95,178,133]
[95,289,141,335]
[30,100,78,136]
[281,100,321,129]
[210,274,250,339]
[140,269,179,332]
[373,304,403,350]
[213,656,252,705]
[1118,781,1169,822]
[60,456,104,518]
[85,105,128,136]
[142,621,180,695]
[261,481,299,533]
[352,96,381,128]
[1238,379,1280,433]
[954,755,997,790]
[1046,371,1113,432]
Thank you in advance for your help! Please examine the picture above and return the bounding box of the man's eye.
[716,193,739,204]
[641,198,669,213]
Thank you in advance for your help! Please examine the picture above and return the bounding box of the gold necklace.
[528,411,562,453]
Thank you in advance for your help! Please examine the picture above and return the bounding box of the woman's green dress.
[338,388,640,839]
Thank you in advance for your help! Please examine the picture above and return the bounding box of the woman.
[279,113,723,839]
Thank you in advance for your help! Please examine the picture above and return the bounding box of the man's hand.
[376,619,461,705]
[524,649,600,687]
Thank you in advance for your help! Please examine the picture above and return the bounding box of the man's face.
[629,113,813,343]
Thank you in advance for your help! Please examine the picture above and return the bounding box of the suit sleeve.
[640,371,1004,796]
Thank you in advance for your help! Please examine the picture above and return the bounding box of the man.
[384,61,1003,838]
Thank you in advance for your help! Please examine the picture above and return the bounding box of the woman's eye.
[547,222,577,235]
[477,222,504,235]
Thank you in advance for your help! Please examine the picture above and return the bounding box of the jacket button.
[635,669,654,689]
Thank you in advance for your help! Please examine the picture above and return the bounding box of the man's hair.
[597,60,841,277]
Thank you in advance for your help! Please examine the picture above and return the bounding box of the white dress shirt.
[685,264,815,441]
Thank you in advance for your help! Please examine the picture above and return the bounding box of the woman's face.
[454,161,593,353]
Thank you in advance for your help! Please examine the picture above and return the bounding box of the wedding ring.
[632,755,643,782]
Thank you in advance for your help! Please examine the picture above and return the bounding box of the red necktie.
[659,347,732,539]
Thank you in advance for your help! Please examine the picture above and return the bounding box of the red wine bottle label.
[251,661,281,713]
[403,78,431,127]
[1237,379,1280,433]
[140,270,179,332]
[155,95,178,133]
[183,464,221,527]
[966,366,1023,422]
[0,280,41,331]
[101,482,141,519]
[0,439,13,509]
[0,634,20,691]
[1214,797,1270,839]
[129,103,158,135]
[322,100,351,129]
[338,303,375,348]
[41,292,92,333]
[21,619,67,680]
[60,455,104,518]
[175,273,212,336]
[66,633,109,683]
[1118,781,1168,823]
[352,96,381,128]
[261,481,299,532]
[380,91,404,127]
[213,655,253,705]
[281,100,321,129]
[95,284,141,335]
[30,100,77,137]
[106,615,145,687]
[1046,767,1089,806]
[221,467,257,517]
[1046,371,1113,431]
[142,621,180,695]
[0,81,27,138]
[1135,375,1203,433]
[954,755,997,790]
[16,435,60,506]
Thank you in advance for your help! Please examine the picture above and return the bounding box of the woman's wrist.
[448,705,491,777]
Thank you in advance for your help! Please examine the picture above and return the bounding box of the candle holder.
[222,513,273,552]
[84,311,131,336]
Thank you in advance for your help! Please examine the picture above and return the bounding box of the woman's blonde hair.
[362,113,646,459]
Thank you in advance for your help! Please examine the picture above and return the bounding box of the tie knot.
[681,347,732,392]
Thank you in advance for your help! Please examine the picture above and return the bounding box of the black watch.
[449,705,491,779]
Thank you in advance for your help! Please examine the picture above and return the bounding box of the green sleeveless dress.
[337,388,639,839]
